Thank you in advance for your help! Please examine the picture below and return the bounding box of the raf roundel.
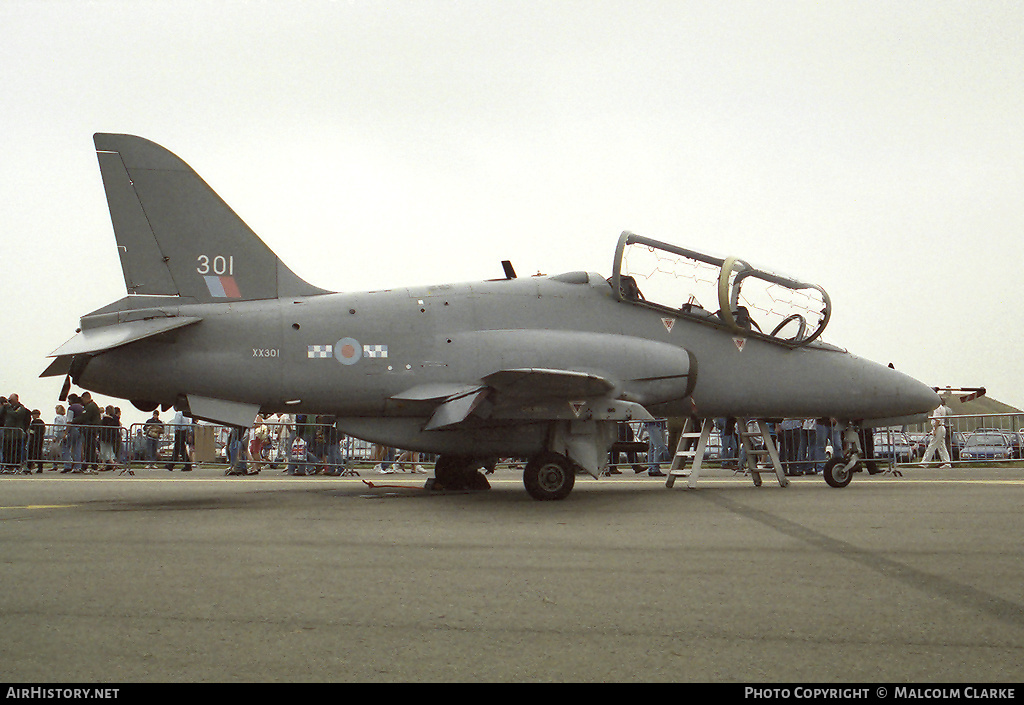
[334,337,362,366]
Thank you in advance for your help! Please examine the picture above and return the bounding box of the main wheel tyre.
[433,455,491,491]
[823,456,853,488]
[524,452,576,501]
[433,455,462,489]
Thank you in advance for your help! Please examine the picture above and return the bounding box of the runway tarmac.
[1,465,1022,683]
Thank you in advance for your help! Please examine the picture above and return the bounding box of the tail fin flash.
[93,133,330,302]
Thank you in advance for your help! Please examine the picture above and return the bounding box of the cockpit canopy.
[611,231,831,348]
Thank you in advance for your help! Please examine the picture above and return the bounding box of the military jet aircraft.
[43,134,940,499]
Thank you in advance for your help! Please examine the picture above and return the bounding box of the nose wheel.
[823,455,856,488]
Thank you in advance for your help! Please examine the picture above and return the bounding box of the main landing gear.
[430,451,578,500]
[431,455,492,491]
[523,452,576,501]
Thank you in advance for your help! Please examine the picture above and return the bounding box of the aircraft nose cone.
[876,362,937,418]
[834,356,940,422]
[886,366,940,417]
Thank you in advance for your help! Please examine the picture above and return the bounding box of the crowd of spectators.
[1,389,960,478]
[1,390,139,474]
[0,390,419,477]
[0,391,200,474]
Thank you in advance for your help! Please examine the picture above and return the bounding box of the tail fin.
[93,133,331,302]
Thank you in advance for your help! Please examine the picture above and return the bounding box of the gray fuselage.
[79,271,939,455]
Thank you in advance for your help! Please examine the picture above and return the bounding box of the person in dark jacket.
[0,396,7,468]
[3,394,31,471]
[27,410,47,473]
[70,391,102,473]
[99,406,122,470]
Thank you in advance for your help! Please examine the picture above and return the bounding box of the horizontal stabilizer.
[48,316,202,357]
[40,356,74,378]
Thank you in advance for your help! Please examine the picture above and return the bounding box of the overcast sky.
[3,0,1022,425]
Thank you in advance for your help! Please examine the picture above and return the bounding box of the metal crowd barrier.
[0,419,438,476]
[0,422,446,475]
[1,427,29,474]
[121,419,419,475]
[6,413,1022,477]
[1,423,132,474]
[928,412,1024,465]
[614,415,1024,474]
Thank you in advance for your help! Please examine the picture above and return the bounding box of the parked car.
[959,433,1012,461]
[872,430,915,464]
[972,428,1023,459]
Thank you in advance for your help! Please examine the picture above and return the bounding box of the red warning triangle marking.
[733,337,746,352]
[569,401,586,417]
[662,317,675,333]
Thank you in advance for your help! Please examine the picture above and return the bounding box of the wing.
[47,315,203,358]
[394,368,653,432]
[481,368,615,398]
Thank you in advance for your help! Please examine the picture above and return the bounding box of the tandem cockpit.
[610,231,833,348]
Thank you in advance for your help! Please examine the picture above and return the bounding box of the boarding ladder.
[665,417,713,489]
[665,418,788,489]
[736,419,788,488]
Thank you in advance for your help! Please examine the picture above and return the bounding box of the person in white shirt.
[166,407,194,471]
[921,398,953,467]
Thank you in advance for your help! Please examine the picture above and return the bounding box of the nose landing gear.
[822,454,856,488]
